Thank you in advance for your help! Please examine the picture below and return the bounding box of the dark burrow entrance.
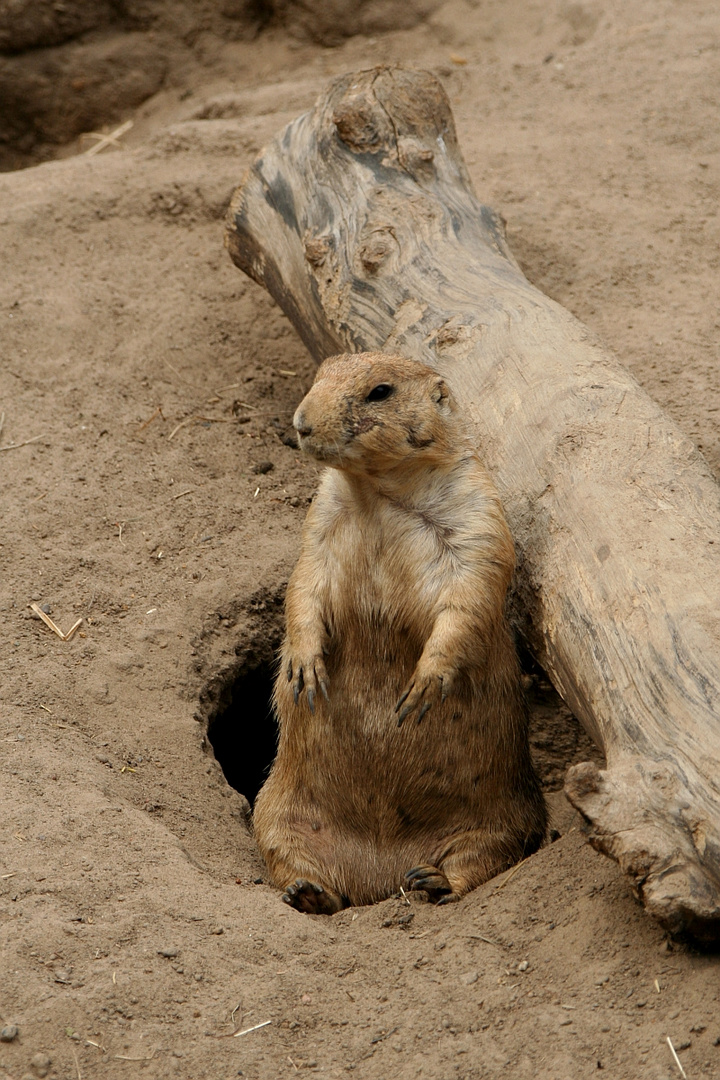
[206,656,278,807]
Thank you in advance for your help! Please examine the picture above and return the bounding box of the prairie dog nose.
[294,409,312,437]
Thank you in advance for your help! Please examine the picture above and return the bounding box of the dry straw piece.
[30,603,82,641]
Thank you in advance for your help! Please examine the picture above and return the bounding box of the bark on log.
[225,66,720,942]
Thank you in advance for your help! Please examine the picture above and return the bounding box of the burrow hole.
[206,654,279,807]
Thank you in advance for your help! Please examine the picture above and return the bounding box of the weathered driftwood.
[225,67,720,942]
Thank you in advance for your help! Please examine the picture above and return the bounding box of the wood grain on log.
[226,66,720,942]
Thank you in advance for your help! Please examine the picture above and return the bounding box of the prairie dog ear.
[430,377,450,407]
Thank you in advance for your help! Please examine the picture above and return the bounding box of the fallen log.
[225,66,720,942]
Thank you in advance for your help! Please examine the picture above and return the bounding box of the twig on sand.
[666,1037,688,1079]
[168,417,194,440]
[30,603,83,641]
[493,854,533,893]
[138,405,165,432]
[71,1045,82,1080]
[113,1050,157,1062]
[83,119,133,157]
[468,933,503,947]
[233,1019,272,1039]
[0,433,45,452]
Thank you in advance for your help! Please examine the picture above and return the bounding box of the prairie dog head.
[293,352,458,475]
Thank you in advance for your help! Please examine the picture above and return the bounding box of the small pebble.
[460,971,479,985]
[518,960,530,972]
[251,461,274,475]
[210,926,224,936]
[158,947,179,958]
[675,1039,692,1051]
[0,1025,19,1042]
[31,1052,52,1078]
[96,754,111,764]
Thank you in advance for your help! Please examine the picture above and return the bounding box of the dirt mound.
[1,2,719,1079]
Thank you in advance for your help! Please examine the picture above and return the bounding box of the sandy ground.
[1,2,719,1078]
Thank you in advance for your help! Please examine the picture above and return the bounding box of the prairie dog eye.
[366,383,393,403]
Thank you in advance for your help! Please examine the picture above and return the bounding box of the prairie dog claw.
[287,652,329,709]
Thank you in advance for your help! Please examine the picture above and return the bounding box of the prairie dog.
[253,352,546,914]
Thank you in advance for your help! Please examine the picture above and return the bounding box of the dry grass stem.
[83,118,133,157]
[493,854,532,893]
[71,1044,82,1080]
[233,1019,272,1038]
[168,417,194,440]
[64,619,83,641]
[0,433,45,452]
[468,933,502,946]
[113,1050,157,1062]
[30,603,83,641]
[171,488,194,500]
[167,413,229,439]
[162,358,209,390]
[666,1036,688,1078]
[138,405,164,432]
[0,412,4,438]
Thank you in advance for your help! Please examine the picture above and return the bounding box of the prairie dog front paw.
[395,656,455,726]
[287,649,329,713]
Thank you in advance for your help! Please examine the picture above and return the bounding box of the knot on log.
[397,135,435,178]
[564,759,602,801]
[358,227,398,274]
[332,93,389,154]
[329,67,460,174]
[304,234,332,268]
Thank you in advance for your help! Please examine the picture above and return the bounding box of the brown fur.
[253,352,546,914]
